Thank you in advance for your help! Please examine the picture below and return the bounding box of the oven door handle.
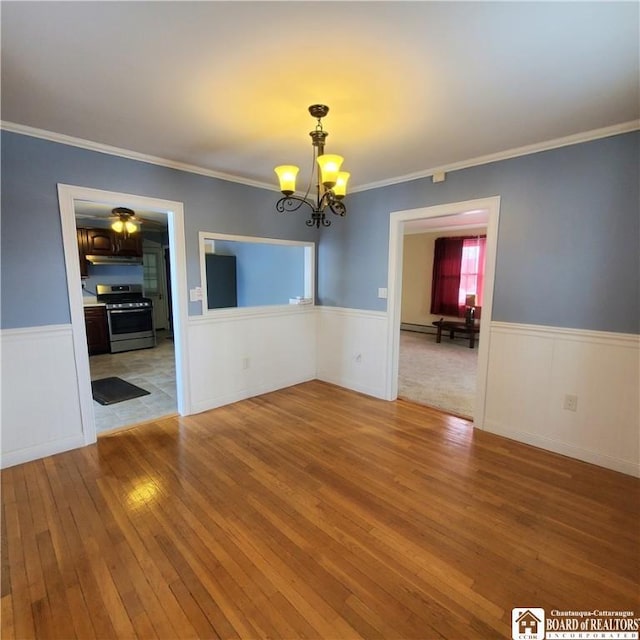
[108,308,150,314]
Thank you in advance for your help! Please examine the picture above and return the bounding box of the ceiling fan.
[74,201,168,234]
[110,207,140,235]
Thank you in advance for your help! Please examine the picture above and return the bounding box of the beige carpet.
[398,329,478,418]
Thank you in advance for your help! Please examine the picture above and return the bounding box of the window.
[430,235,486,317]
[458,236,486,309]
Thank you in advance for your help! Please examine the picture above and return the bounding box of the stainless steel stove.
[96,284,155,353]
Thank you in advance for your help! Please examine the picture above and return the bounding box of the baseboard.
[315,372,387,400]
[190,374,316,415]
[1,434,86,469]
[484,421,640,478]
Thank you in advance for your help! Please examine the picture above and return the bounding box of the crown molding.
[0,120,279,193]
[2,118,638,195]
[349,120,640,193]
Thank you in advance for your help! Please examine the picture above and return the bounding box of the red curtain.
[430,237,464,316]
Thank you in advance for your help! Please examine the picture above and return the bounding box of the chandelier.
[274,104,350,228]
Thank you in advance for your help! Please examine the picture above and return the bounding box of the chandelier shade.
[316,154,344,187]
[274,165,299,196]
[333,171,350,198]
[274,105,350,228]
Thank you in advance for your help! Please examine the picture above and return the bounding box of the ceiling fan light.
[124,220,138,234]
[317,154,343,188]
[111,219,124,233]
[333,171,350,199]
[274,165,299,196]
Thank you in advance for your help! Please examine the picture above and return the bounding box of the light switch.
[189,286,203,302]
[378,287,388,299]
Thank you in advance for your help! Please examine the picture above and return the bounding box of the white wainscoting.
[316,307,389,399]
[4,315,638,478]
[483,322,640,477]
[187,306,317,414]
[1,325,86,468]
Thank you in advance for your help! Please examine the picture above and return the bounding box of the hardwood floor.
[2,380,639,639]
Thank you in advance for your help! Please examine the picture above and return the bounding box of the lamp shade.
[465,294,476,306]
[111,219,124,233]
[316,154,344,187]
[333,171,350,199]
[125,220,138,234]
[274,165,299,196]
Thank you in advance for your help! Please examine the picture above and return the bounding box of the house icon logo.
[512,608,545,640]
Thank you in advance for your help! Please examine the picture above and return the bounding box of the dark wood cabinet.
[84,306,110,355]
[85,228,116,255]
[113,233,143,256]
[77,227,143,263]
[77,228,89,278]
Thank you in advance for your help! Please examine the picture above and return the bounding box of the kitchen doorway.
[57,184,189,445]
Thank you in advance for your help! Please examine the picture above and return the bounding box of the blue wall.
[82,265,143,298]
[214,241,305,307]
[0,131,316,329]
[2,129,638,334]
[317,132,639,334]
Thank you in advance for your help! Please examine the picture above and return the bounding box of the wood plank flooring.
[2,380,639,639]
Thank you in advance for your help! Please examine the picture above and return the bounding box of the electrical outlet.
[242,357,250,370]
[563,394,578,412]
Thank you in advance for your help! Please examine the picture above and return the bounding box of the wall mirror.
[199,232,315,311]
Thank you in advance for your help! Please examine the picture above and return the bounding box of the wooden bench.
[432,319,480,348]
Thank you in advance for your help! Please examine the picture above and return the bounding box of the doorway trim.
[385,196,501,428]
[57,184,191,444]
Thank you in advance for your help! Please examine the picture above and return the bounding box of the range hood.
[86,255,144,266]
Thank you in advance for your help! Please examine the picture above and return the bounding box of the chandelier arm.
[275,195,316,214]
[328,200,347,217]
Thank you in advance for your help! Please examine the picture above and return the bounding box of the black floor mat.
[91,377,150,405]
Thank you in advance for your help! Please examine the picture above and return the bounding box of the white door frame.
[57,184,191,445]
[385,196,501,428]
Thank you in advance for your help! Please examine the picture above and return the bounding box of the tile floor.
[89,330,177,432]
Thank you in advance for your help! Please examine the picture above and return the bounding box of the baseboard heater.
[400,323,437,335]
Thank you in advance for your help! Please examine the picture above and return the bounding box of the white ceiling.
[2,2,638,192]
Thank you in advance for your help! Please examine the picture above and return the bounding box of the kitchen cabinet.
[78,227,143,259]
[114,233,143,256]
[84,306,110,355]
[77,228,89,277]
[85,228,116,255]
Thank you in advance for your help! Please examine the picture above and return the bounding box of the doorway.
[385,196,501,428]
[398,220,487,418]
[57,184,190,445]
[143,242,171,332]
